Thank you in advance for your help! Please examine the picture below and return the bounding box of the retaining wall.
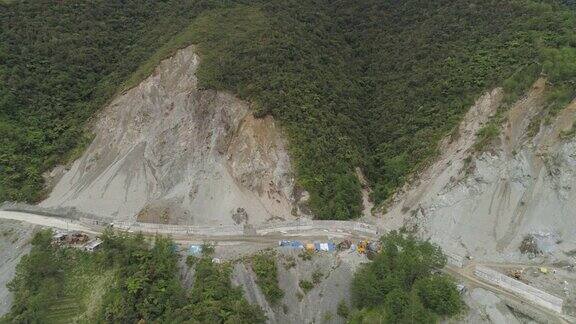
[474,266,563,314]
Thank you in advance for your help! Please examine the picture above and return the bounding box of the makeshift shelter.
[188,245,202,256]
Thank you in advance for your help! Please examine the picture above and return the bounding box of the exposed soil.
[41,46,303,226]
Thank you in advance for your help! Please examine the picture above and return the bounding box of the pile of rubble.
[52,231,102,252]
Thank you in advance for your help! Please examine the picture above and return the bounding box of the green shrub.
[186,255,198,267]
[474,122,500,152]
[414,275,463,316]
[337,300,350,318]
[350,232,460,323]
[251,252,284,305]
[298,251,313,261]
[312,270,324,285]
[299,280,314,294]
[201,242,215,256]
[283,255,297,270]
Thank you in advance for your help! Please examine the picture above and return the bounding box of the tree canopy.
[2,230,265,323]
[350,232,462,323]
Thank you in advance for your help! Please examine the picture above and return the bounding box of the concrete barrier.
[474,266,563,314]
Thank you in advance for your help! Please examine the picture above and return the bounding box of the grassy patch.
[312,270,324,285]
[560,125,576,139]
[474,122,501,152]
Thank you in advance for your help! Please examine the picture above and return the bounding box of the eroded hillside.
[383,78,576,264]
[42,46,304,226]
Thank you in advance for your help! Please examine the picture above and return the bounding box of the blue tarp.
[279,240,304,249]
[188,245,202,256]
[291,241,304,249]
[328,243,336,251]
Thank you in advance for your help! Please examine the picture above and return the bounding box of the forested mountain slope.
[0,0,206,201]
[2,0,576,221]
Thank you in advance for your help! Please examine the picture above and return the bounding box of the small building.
[84,239,103,252]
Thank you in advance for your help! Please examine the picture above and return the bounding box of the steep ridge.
[383,79,576,263]
[41,46,304,226]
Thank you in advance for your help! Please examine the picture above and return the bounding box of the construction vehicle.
[357,240,368,254]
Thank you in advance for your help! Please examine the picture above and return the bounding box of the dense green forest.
[1,230,266,323]
[184,0,576,219]
[349,232,462,323]
[1,0,576,219]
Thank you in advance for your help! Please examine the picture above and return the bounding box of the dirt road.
[1,209,572,323]
[0,210,98,234]
[0,210,374,243]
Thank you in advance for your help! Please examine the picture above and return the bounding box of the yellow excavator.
[357,240,368,254]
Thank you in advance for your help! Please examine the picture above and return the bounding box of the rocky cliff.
[41,46,303,226]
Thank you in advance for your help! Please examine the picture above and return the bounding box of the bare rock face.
[41,46,301,226]
[383,79,576,263]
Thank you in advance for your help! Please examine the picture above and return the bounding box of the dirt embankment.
[41,46,306,226]
[383,78,576,265]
